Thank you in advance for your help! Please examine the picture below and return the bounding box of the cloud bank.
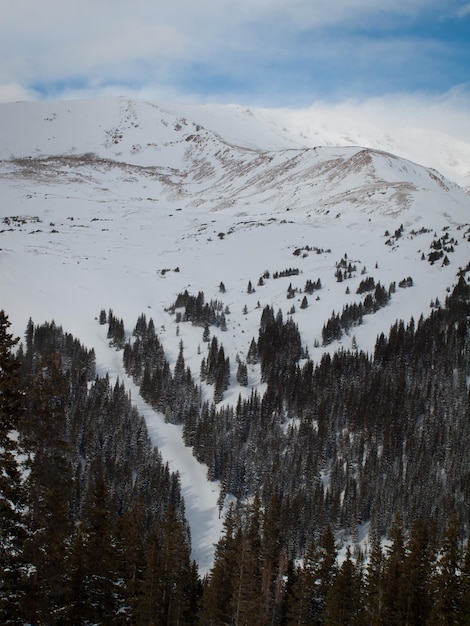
[1,0,469,105]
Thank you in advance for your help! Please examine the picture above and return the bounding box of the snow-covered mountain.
[1,96,469,571]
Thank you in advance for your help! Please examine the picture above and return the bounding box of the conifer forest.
[0,266,469,624]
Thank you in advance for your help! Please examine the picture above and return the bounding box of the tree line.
[1,266,469,622]
[201,499,470,625]
[121,273,470,556]
[0,313,196,624]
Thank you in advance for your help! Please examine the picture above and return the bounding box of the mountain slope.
[1,97,469,569]
[1,97,468,348]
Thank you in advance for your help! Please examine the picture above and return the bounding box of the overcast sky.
[1,0,468,104]
[1,1,470,169]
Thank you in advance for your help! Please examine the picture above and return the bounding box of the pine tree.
[112,499,148,621]
[363,533,383,625]
[260,494,285,625]
[0,311,28,624]
[286,562,316,626]
[63,524,88,623]
[460,539,470,623]
[381,516,407,626]
[236,361,248,386]
[323,545,363,625]
[428,514,463,625]
[311,525,337,622]
[232,497,264,626]
[156,505,195,626]
[404,518,436,626]
[286,529,337,626]
[200,503,240,625]
[22,354,75,623]
[73,466,118,623]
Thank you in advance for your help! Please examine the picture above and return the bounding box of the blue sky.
[1,0,470,184]
[1,0,468,106]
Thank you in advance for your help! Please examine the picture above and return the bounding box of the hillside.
[1,97,470,576]
[1,97,468,343]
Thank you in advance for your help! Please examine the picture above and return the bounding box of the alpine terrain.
[1,97,469,624]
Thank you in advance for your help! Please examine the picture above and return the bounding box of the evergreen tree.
[460,539,470,623]
[381,516,407,625]
[0,311,28,624]
[73,466,119,623]
[428,514,463,625]
[286,563,315,626]
[404,518,436,626]
[363,533,383,625]
[148,505,195,626]
[22,354,75,623]
[199,504,240,625]
[63,524,89,623]
[231,497,264,626]
[236,361,248,386]
[260,494,285,625]
[112,499,148,621]
[323,545,363,625]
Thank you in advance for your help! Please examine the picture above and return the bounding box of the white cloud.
[456,2,470,17]
[0,83,38,103]
[272,88,470,188]
[0,0,468,119]
[0,0,458,84]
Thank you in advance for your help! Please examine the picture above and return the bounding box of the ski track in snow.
[92,334,224,576]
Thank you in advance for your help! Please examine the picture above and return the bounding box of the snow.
[0,96,469,573]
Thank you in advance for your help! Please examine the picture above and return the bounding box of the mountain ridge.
[1,98,467,225]
[1,96,469,349]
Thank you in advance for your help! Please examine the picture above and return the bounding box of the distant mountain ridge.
[0,96,469,352]
[0,97,467,222]
[3,96,469,191]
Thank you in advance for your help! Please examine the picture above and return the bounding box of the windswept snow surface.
[1,97,469,572]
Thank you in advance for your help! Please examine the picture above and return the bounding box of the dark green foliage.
[98,308,107,324]
[356,275,375,293]
[381,517,408,625]
[273,267,300,279]
[404,518,436,625]
[257,306,302,382]
[2,262,469,623]
[398,276,413,288]
[322,281,391,345]
[427,514,463,625]
[323,546,363,625]
[2,317,197,624]
[135,274,470,561]
[304,277,322,294]
[124,315,201,427]
[106,309,125,348]
[236,360,248,386]
[0,312,29,624]
[171,290,228,329]
[200,503,241,625]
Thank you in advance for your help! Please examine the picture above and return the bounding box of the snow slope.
[0,97,469,572]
